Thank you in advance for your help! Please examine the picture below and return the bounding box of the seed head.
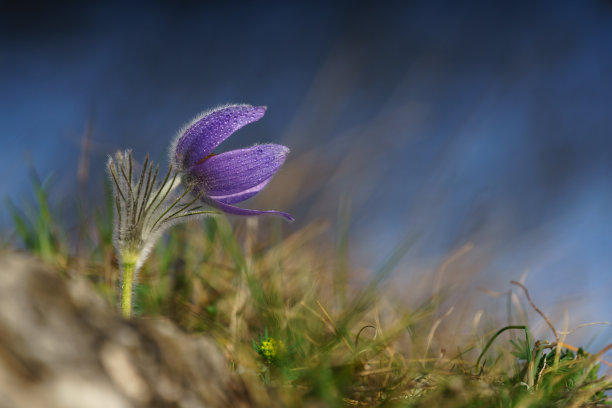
[107,150,214,270]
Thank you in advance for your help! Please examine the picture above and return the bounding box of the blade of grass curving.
[31,171,55,261]
[475,325,533,385]
[5,198,35,249]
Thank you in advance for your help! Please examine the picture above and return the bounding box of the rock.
[0,252,252,408]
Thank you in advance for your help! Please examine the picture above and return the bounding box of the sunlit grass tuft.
[5,178,612,407]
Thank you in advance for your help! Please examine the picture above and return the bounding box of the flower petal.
[175,105,266,169]
[189,144,289,196]
[209,178,271,204]
[203,197,294,222]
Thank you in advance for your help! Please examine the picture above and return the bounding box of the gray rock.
[0,252,252,408]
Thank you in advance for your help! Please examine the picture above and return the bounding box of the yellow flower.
[258,338,285,364]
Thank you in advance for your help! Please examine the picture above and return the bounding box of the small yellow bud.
[258,338,285,364]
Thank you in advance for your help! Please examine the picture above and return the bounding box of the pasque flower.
[108,104,293,319]
[171,104,293,221]
[108,150,213,318]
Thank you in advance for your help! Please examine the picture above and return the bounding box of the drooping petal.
[209,178,271,204]
[175,105,266,169]
[189,144,289,197]
[203,197,294,221]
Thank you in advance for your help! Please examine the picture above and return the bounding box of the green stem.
[121,252,139,318]
[475,325,533,386]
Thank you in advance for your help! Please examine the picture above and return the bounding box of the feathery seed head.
[107,150,213,270]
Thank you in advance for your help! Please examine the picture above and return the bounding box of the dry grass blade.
[511,280,559,343]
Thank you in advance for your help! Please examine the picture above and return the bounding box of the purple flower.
[172,104,293,221]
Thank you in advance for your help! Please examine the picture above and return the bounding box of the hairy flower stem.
[120,251,139,318]
[108,150,214,319]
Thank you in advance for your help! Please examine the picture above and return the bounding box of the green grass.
[5,177,612,407]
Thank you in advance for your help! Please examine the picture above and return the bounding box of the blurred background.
[1,1,611,344]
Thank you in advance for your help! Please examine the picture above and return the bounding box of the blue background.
[1,1,611,344]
